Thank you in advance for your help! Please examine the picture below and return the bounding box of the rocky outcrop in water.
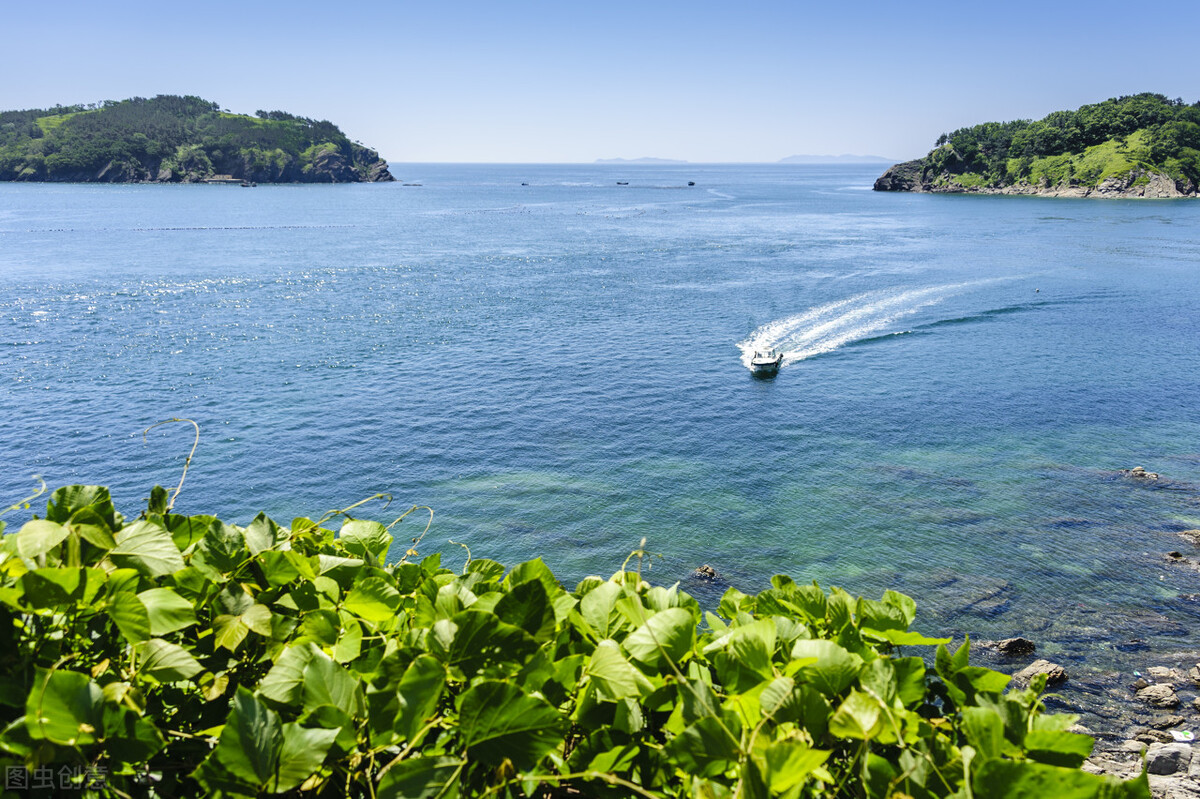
[996,637,1036,656]
[1138,684,1181,709]
[1013,659,1068,686]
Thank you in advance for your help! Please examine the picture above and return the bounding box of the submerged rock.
[694,564,719,581]
[1149,715,1186,730]
[920,571,1013,619]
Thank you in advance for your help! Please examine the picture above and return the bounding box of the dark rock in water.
[1146,742,1192,775]
[1167,551,1185,560]
[1014,659,1067,686]
[1131,678,1151,691]
[1136,684,1180,708]
[1149,715,1185,729]
[367,159,394,182]
[1122,465,1161,481]
[1189,664,1200,685]
[694,564,719,581]
[996,637,1036,656]
[873,158,927,192]
[1180,530,1200,546]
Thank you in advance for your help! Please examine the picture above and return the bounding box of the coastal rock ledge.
[873,160,1196,198]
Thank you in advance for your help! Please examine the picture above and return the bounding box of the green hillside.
[0,95,393,183]
[875,93,1200,196]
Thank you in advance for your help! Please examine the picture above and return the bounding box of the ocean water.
[2,164,1199,709]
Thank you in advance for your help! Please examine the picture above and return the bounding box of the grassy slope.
[941,130,1160,189]
[1023,130,1153,186]
[34,111,86,132]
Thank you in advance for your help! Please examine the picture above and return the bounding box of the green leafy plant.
[0,484,1149,798]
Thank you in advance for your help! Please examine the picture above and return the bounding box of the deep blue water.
[2,164,1199,685]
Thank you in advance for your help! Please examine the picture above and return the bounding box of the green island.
[874,93,1200,198]
[0,481,1151,798]
[0,95,393,184]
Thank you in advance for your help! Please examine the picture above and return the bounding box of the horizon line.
[383,159,905,165]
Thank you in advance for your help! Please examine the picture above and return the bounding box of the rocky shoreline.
[26,147,394,185]
[693,464,1200,796]
[953,466,1200,796]
[976,643,1200,797]
[874,158,1197,198]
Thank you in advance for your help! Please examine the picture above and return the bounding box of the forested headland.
[875,93,1200,198]
[0,95,393,183]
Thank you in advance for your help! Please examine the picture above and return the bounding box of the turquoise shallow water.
[2,165,1199,703]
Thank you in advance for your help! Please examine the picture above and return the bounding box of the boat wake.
[737,282,983,370]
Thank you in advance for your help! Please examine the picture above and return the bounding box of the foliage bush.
[0,483,1150,798]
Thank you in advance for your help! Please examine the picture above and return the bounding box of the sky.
[3,0,1199,163]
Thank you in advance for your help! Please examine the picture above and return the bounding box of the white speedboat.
[750,348,783,377]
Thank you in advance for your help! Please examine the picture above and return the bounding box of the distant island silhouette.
[595,157,688,164]
[778,154,895,164]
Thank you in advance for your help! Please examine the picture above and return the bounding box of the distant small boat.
[240,181,256,187]
[616,181,629,185]
[750,348,783,377]
[521,182,529,186]
[688,181,695,186]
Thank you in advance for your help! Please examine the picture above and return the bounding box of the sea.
[2,164,1198,723]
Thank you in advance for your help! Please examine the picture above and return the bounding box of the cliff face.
[152,144,394,184]
[873,159,926,192]
[78,148,394,184]
[0,95,395,184]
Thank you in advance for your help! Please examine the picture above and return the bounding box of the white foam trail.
[738,282,976,369]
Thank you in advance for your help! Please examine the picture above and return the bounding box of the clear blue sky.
[4,0,1198,163]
